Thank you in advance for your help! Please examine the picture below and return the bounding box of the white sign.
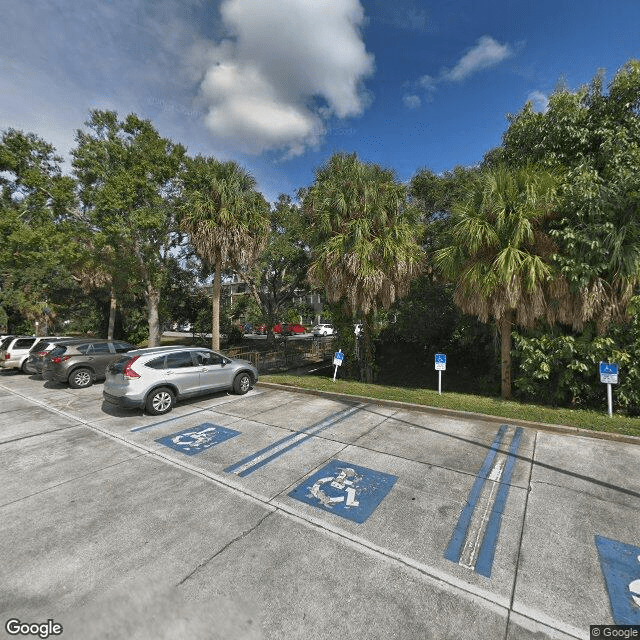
[333,351,344,366]
[435,353,446,371]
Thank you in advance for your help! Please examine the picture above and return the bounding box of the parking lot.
[1,370,639,639]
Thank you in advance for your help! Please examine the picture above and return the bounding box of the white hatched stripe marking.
[459,456,505,570]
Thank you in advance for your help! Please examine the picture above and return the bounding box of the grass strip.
[260,374,640,438]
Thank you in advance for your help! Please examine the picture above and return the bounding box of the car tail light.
[4,353,9,359]
[123,356,141,379]
[36,351,48,357]
[51,355,71,364]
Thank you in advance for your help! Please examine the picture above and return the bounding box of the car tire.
[68,367,94,389]
[20,360,29,374]
[233,372,252,395]
[146,387,175,415]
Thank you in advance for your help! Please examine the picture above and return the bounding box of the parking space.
[1,370,639,639]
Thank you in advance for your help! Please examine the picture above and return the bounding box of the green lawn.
[260,374,640,438]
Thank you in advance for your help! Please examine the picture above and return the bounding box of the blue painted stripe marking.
[595,535,640,624]
[443,424,508,564]
[474,427,523,577]
[224,405,361,477]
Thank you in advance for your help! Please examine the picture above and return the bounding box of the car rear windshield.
[48,345,68,358]
[0,337,13,349]
[29,341,53,353]
[108,356,130,374]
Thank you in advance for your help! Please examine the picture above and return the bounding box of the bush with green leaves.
[513,311,640,413]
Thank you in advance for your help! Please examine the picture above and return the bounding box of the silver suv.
[103,346,259,415]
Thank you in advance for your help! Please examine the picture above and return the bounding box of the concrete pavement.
[1,369,639,639]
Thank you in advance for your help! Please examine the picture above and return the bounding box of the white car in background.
[1,336,55,372]
[312,324,335,336]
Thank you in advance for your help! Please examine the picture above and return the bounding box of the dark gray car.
[24,337,83,375]
[42,339,136,388]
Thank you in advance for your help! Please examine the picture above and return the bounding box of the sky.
[2,0,639,203]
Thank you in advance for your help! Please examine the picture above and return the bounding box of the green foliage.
[179,154,270,349]
[513,305,640,414]
[304,152,424,381]
[503,60,640,331]
[240,194,312,329]
[72,110,186,346]
[0,129,82,330]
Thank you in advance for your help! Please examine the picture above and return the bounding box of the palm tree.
[180,157,270,351]
[304,153,424,382]
[434,163,560,399]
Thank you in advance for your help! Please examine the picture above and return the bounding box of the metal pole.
[607,383,613,417]
[438,370,442,395]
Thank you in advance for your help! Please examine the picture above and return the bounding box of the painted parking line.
[224,404,364,477]
[129,391,264,433]
[444,425,524,578]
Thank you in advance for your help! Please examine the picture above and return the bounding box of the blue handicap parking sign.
[595,535,640,624]
[156,423,241,456]
[289,459,397,524]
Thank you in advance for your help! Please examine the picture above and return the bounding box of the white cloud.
[527,90,549,113]
[444,36,513,82]
[197,0,374,156]
[403,94,421,109]
[404,35,514,107]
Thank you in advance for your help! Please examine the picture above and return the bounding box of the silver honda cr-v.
[103,345,258,415]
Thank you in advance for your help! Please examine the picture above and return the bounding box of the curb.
[256,381,640,446]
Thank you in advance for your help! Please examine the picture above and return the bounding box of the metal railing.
[224,337,335,373]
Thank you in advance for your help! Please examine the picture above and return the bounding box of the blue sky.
[2,0,639,202]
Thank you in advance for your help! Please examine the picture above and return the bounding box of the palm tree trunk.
[211,256,221,351]
[500,311,513,400]
[107,286,116,341]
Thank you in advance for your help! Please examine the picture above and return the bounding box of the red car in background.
[253,323,306,335]
[282,324,306,335]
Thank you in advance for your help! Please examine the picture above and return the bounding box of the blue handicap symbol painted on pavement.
[595,534,640,624]
[289,459,397,524]
[156,423,241,456]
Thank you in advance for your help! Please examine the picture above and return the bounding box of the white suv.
[312,324,335,336]
[103,345,259,415]
[0,336,57,372]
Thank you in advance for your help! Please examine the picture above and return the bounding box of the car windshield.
[48,345,67,358]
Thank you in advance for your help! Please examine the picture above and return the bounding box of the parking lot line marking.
[224,404,363,477]
[443,424,508,565]
[474,427,523,578]
[129,392,265,432]
[459,457,505,570]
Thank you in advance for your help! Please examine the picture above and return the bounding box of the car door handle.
[165,370,174,375]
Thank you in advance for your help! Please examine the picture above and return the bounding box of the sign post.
[599,362,619,417]
[434,353,446,394]
[333,349,344,382]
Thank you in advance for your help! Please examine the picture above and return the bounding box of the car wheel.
[233,372,252,395]
[68,367,93,389]
[146,387,175,415]
[20,361,29,374]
